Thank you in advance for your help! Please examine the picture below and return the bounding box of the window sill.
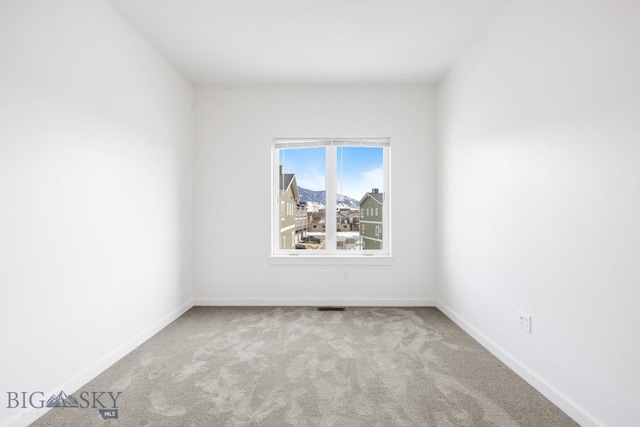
[270,255,394,266]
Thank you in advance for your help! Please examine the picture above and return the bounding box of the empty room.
[1,0,638,426]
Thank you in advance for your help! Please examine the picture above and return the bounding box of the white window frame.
[271,138,391,263]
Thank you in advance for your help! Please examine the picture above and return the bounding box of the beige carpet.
[31,307,578,426]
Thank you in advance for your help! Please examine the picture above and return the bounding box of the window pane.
[274,139,389,256]
[336,146,384,251]
[278,147,326,251]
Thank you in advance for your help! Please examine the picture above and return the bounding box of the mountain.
[298,187,326,204]
[298,187,359,210]
[337,194,359,209]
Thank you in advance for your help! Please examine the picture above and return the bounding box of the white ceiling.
[107,0,509,85]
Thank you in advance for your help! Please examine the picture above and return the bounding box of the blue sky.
[279,147,383,200]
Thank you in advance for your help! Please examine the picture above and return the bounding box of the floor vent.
[317,307,346,311]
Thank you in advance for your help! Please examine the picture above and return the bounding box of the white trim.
[270,255,393,266]
[274,137,391,148]
[436,301,603,427]
[7,301,194,427]
[195,298,435,307]
[273,138,391,257]
[272,148,278,252]
[326,146,337,250]
[383,145,391,254]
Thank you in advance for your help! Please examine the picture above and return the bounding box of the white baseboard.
[4,300,194,427]
[436,301,603,427]
[194,298,437,307]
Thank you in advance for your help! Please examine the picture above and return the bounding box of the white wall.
[195,86,435,305]
[0,1,194,425]
[437,1,640,426]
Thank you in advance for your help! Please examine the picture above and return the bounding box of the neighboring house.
[337,209,351,231]
[309,210,326,231]
[337,208,360,231]
[297,202,308,234]
[359,188,383,250]
[348,209,360,231]
[279,166,306,249]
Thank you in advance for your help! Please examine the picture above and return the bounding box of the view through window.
[273,139,389,255]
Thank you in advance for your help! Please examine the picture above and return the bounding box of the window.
[273,138,390,256]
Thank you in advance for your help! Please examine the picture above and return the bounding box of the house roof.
[360,191,384,205]
[279,173,294,191]
[279,173,299,201]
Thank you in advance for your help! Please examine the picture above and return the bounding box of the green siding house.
[279,166,306,249]
[359,188,383,250]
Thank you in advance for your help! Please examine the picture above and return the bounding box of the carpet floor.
[31,307,578,426]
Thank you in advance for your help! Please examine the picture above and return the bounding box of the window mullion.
[273,148,281,254]
[383,146,390,253]
[325,146,337,253]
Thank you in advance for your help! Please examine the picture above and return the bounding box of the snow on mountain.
[298,187,359,210]
[304,201,324,212]
[337,194,359,209]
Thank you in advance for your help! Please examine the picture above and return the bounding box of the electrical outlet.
[342,271,349,280]
[519,311,532,334]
